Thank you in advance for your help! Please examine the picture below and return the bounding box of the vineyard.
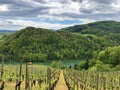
[0,58,60,90]
[0,60,120,90]
[0,65,60,90]
[64,70,120,90]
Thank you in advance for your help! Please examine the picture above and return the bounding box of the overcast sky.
[0,0,120,30]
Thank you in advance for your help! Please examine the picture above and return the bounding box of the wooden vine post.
[96,74,99,90]
[47,67,51,90]
[25,62,30,90]
[15,58,23,90]
[18,60,22,90]
[19,60,22,80]
[0,55,4,79]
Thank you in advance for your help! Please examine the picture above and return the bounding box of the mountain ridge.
[60,20,120,34]
[0,30,16,33]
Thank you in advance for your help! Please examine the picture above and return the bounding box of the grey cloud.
[6,20,14,25]
[92,0,114,4]
[0,0,120,27]
[0,25,4,27]
[49,0,68,3]
[71,0,83,3]
[79,0,116,15]
[0,0,117,18]
[80,9,94,14]
[59,0,68,3]
[32,0,47,4]
[0,0,50,18]
[0,6,49,17]
[54,13,87,19]
[0,0,45,5]
[53,11,120,21]
[0,0,14,4]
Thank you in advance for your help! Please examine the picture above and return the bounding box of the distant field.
[0,59,82,68]
[0,32,14,40]
[0,63,47,79]
[31,59,82,66]
[0,33,4,39]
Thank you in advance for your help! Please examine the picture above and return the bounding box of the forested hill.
[0,21,120,62]
[60,21,120,35]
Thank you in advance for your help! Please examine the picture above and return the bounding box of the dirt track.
[54,71,68,90]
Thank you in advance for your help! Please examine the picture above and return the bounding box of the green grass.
[60,59,82,66]
[0,32,13,40]
[35,59,82,66]
[1,63,47,78]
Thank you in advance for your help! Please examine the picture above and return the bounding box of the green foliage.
[98,46,120,66]
[51,61,63,69]
[88,60,111,71]
[0,27,102,61]
[0,21,120,63]
[113,65,120,70]
[61,21,120,35]
[23,53,47,61]
[78,60,89,70]
[86,46,120,71]
[88,59,96,67]
[0,33,12,40]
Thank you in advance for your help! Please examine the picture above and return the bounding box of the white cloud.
[80,0,96,10]
[1,18,95,30]
[0,0,120,30]
[39,0,80,15]
[0,19,76,30]
[0,4,9,12]
[81,18,95,24]
[111,0,120,11]
[38,14,75,21]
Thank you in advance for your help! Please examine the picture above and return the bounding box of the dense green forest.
[0,21,120,70]
[78,46,120,71]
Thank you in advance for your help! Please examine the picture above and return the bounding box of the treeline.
[77,45,120,71]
